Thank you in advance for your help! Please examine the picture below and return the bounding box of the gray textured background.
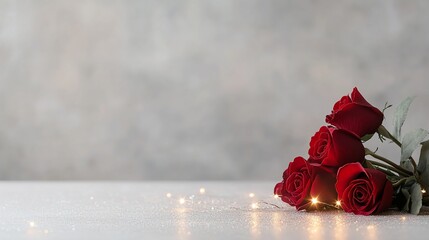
[0,0,428,180]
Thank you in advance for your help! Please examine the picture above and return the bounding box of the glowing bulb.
[422,189,426,194]
[166,193,172,198]
[335,200,341,206]
[29,221,35,228]
[251,203,259,209]
[179,198,186,204]
[274,194,279,199]
[401,216,406,221]
[311,198,318,205]
[249,193,255,198]
[199,188,206,194]
[44,230,49,234]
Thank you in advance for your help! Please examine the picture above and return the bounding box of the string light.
[179,198,186,204]
[422,189,426,194]
[274,194,279,199]
[199,188,206,194]
[29,221,35,228]
[311,198,319,205]
[166,193,172,198]
[249,193,255,198]
[251,203,259,209]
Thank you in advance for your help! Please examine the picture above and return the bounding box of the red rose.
[274,157,311,209]
[308,126,364,168]
[274,157,337,211]
[326,87,383,138]
[336,163,393,215]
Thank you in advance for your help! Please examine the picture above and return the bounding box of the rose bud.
[326,87,383,138]
[308,126,365,168]
[336,163,393,215]
[274,157,337,211]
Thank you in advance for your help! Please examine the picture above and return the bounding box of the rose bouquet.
[274,87,429,215]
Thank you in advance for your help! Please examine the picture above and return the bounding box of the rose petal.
[333,95,352,112]
[308,127,331,163]
[350,87,372,107]
[366,169,388,205]
[326,87,384,138]
[274,182,283,195]
[326,103,383,138]
[309,164,337,204]
[336,163,367,195]
[375,180,393,214]
[329,129,365,166]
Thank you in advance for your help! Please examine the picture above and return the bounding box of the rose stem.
[378,125,418,172]
[365,148,414,176]
[392,177,408,187]
[367,159,410,177]
[373,165,400,176]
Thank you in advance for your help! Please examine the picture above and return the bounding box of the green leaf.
[393,97,415,139]
[405,176,417,186]
[398,177,419,212]
[417,140,429,190]
[401,188,411,212]
[401,128,428,164]
[410,183,423,215]
[400,159,414,172]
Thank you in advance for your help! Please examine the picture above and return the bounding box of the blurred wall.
[0,0,429,180]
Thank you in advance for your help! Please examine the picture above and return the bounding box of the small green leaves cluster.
[370,97,429,215]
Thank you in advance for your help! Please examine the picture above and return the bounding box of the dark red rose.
[336,163,393,215]
[308,126,365,168]
[274,157,311,209]
[274,157,337,211]
[326,87,383,138]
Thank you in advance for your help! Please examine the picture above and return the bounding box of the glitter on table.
[0,182,428,239]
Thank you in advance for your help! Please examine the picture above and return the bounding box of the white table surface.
[0,181,428,240]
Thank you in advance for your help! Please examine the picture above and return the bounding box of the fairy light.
[422,189,426,194]
[274,194,279,199]
[249,193,255,198]
[199,188,206,194]
[166,193,172,198]
[29,221,35,228]
[311,198,319,205]
[179,198,186,204]
[251,203,259,209]
[335,200,341,207]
